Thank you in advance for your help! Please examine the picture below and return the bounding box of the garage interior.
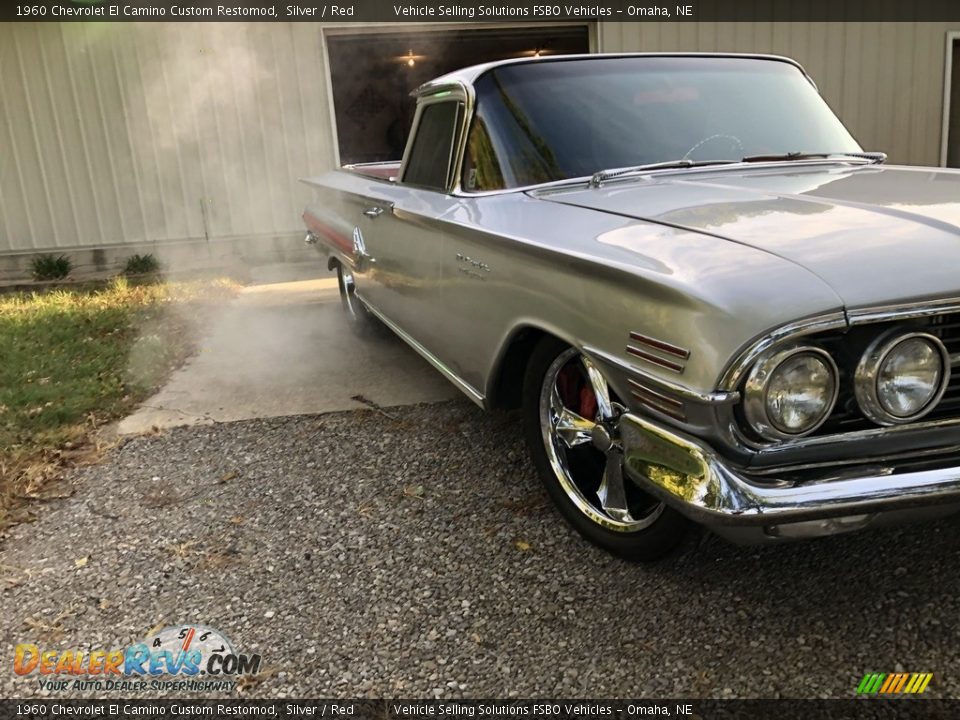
[325,26,591,165]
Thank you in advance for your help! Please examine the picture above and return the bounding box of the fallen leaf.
[74,557,88,568]
[514,540,532,552]
[166,541,198,558]
[235,664,281,693]
[228,515,245,525]
[218,470,238,484]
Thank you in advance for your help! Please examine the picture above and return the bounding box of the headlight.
[743,345,839,441]
[854,330,950,425]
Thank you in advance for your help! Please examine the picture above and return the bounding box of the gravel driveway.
[1,399,958,699]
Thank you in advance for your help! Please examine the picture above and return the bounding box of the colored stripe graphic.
[857,672,932,694]
[858,673,882,694]
[879,674,896,693]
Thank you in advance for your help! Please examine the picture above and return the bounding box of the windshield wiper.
[741,151,887,164]
[589,159,736,187]
[588,151,886,188]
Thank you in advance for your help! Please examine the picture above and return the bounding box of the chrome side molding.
[359,299,485,408]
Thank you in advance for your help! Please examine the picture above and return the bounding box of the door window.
[403,102,461,191]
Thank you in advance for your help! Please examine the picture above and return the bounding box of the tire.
[335,263,385,338]
[522,337,689,561]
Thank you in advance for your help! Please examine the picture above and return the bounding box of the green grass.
[0,277,240,528]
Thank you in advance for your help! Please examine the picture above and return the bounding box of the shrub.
[30,254,72,281]
[123,253,160,276]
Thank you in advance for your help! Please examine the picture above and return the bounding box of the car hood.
[537,164,960,310]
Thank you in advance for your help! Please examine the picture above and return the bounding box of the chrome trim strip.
[412,81,466,98]
[358,298,485,408]
[626,345,685,373]
[750,414,960,457]
[628,332,690,359]
[634,398,686,422]
[628,379,687,421]
[619,412,960,527]
[746,443,960,476]
[626,379,683,409]
[717,311,848,392]
[583,346,740,405]
[848,298,960,325]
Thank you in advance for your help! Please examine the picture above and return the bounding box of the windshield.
[461,57,862,191]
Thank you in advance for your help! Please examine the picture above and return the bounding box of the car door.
[352,97,464,356]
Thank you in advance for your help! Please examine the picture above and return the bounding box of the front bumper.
[619,413,960,541]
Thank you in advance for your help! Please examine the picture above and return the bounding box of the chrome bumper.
[619,413,960,535]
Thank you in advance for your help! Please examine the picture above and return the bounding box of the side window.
[462,117,506,191]
[402,101,461,191]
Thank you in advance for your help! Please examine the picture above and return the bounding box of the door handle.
[362,206,384,218]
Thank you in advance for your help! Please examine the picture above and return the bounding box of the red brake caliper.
[557,363,598,421]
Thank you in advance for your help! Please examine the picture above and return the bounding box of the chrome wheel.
[539,348,665,532]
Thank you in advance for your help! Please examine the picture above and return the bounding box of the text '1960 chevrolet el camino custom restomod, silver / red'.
[302,54,960,560]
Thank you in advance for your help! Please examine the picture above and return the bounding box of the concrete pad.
[118,278,458,434]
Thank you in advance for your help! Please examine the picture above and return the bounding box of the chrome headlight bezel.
[743,344,839,441]
[854,330,950,426]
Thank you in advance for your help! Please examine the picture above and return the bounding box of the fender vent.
[626,332,689,374]
[627,378,687,421]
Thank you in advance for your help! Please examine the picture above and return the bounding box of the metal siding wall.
[0,22,336,254]
[598,21,959,168]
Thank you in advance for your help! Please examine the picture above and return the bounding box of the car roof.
[414,52,810,97]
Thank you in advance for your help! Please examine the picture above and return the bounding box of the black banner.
[2,700,960,720]
[5,0,960,23]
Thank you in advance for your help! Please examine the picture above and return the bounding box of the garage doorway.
[324,26,592,165]
[944,32,960,168]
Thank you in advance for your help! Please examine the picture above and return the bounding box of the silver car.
[302,53,960,560]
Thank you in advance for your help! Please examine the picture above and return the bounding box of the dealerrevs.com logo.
[13,625,261,693]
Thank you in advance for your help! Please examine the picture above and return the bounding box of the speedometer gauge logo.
[135,625,259,677]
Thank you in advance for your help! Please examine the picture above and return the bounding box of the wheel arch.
[486,324,575,411]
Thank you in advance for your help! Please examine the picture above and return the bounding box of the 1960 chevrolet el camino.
[302,54,960,560]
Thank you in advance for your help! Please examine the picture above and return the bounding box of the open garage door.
[946,32,960,168]
[325,26,591,165]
